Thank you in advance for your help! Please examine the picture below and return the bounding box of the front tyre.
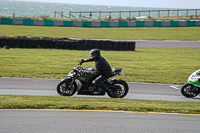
[181,83,199,98]
[57,80,77,96]
[107,79,129,98]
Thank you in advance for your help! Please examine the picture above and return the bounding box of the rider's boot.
[97,83,113,93]
[91,83,107,95]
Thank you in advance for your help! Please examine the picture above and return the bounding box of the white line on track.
[170,85,181,90]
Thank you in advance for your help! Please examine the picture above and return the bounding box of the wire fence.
[55,9,200,20]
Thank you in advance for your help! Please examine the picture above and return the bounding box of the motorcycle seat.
[112,67,122,72]
[111,67,123,77]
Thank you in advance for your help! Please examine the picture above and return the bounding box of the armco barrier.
[136,20,145,27]
[0,36,136,51]
[101,21,110,27]
[23,19,33,25]
[63,20,73,26]
[145,21,153,27]
[128,21,136,27]
[0,18,199,27]
[91,21,100,27]
[119,21,127,27]
[34,19,44,26]
[153,21,162,27]
[162,21,170,27]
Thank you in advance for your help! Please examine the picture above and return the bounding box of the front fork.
[194,86,200,93]
[61,77,76,89]
[188,83,200,94]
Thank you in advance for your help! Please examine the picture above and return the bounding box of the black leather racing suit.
[83,56,112,87]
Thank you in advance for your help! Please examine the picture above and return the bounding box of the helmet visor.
[89,53,96,59]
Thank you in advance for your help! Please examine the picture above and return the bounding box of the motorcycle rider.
[78,49,112,90]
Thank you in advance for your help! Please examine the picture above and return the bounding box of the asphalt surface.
[0,77,200,102]
[1,40,200,133]
[1,110,200,133]
[135,40,200,48]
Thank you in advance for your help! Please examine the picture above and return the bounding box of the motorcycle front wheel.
[57,80,77,96]
[107,79,129,98]
[181,83,199,98]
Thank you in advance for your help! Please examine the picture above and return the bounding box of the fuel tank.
[78,67,97,83]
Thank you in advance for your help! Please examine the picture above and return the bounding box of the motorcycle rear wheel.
[57,80,77,96]
[181,83,199,98]
[107,79,129,98]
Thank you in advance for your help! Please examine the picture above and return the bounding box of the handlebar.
[73,66,84,75]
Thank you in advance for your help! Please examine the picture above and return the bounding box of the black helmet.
[89,49,101,60]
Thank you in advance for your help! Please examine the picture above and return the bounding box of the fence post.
[195,9,198,19]
[168,10,170,18]
[61,12,63,18]
[109,11,111,20]
[177,10,179,17]
[90,12,92,19]
[186,9,188,18]
[99,12,101,20]
[148,10,150,17]
[129,11,131,20]
[79,12,81,19]
[54,11,56,18]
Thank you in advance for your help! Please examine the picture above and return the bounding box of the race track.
[1,40,200,133]
[1,40,200,101]
[135,40,200,48]
[0,77,199,102]
[1,110,200,133]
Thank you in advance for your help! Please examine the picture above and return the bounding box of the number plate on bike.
[121,72,125,77]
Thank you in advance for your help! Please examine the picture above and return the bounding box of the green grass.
[1,95,200,114]
[1,25,200,112]
[0,25,200,40]
[0,48,199,84]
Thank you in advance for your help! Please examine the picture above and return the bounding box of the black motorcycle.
[57,64,129,98]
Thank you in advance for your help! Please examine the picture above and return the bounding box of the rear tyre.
[181,83,199,98]
[57,80,77,96]
[107,79,129,98]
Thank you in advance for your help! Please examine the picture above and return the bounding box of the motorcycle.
[181,69,200,98]
[56,63,129,98]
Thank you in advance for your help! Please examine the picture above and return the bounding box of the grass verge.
[0,48,200,84]
[0,95,200,114]
[0,25,200,40]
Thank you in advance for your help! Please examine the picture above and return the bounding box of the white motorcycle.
[181,69,200,98]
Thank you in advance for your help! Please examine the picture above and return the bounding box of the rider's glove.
[78,59,85,65]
